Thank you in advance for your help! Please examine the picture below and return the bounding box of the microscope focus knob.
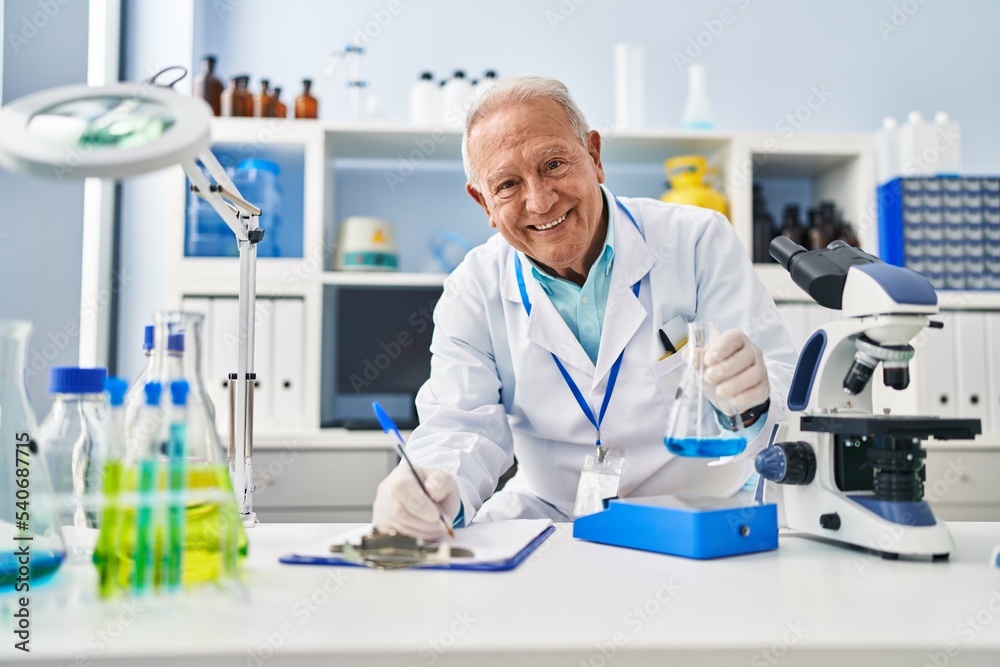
[755,442,817,485]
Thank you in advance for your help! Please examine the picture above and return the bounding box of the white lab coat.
[408,191,798,523]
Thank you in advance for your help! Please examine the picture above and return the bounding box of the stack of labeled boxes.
[879,176,1000,290]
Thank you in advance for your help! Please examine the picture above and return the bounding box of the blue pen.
[372,402,455,539]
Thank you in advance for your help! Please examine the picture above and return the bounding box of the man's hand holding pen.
[373,465,462,541]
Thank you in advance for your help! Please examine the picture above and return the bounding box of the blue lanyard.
[514,196,641,448]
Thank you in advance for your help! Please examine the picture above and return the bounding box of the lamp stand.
[182,151,262,527]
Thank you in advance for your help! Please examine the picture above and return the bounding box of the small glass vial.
[295,79,318,119]
[193,55,223,116]
[222,75,253,117]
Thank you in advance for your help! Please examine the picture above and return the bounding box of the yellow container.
[660,155,728,217]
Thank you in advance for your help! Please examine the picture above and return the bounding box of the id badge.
[572,447,625,518]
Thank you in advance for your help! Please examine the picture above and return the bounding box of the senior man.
[373,76,796,538]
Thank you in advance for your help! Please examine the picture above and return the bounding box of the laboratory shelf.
[319,271,447,287]
[754,264,811,302]
[937,291,1000,310]
[254,428,402,451]
[168,258,314,299]
[754,264,1000,309]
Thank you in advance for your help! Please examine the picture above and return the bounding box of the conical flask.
[149,311,247,585]
[663,322,748,458]
[0,321,66,592]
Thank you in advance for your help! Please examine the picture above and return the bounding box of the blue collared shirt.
[527,187,616,364]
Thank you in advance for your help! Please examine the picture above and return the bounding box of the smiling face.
[465,98,607,284]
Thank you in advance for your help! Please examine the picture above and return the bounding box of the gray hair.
[461,76,590,190]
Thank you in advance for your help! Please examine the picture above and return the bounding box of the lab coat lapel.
[593,201,655,388]
[499,249,596,376]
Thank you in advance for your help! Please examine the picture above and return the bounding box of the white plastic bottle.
[615,43,644,130]
[933,111,961,175]
[409,71,440,126]
[442,70,474,129]
[898,111,933,176]
[681,64,714,130]
[475,70,498,98]
[876,116,899,184]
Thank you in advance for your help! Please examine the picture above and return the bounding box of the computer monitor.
[323,284,442,429]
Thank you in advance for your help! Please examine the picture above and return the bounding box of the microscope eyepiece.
[768,236,807,271]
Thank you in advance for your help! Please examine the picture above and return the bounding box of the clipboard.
[279,520,556,572]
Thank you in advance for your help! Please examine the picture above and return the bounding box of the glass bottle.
[0,321,66,591]
[779,204,808,247]
[272,86,287,119]
[807,207,829,251]
[254,78,274,118]
[752,184,776,263]
[295,79,318,119]
[819,201,841,247]
[193,55,223,116]
[124,325,155,436]
[222,75,253,117]
[663,322,748,458]
[681,63,715,130]
[37,366,108,560]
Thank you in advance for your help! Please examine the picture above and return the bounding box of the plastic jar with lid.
[233,159,283,258]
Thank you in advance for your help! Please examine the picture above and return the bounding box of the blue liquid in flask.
[664,436,747,458]
[0,548,65,592]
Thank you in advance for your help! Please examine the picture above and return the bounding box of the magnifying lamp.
[0,72,261,526]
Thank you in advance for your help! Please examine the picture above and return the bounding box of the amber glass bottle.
[254,79,275,117]
[295,79,318,119]
[273,87,288,118]
[222,75,253,117]
[193,55,223,116]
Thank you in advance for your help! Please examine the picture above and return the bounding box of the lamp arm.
[180,150,261,527]
[180,150,263,242]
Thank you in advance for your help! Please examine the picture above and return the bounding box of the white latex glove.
[372,464,461,541]
[702,329,770,415]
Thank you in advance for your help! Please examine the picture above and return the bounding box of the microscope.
[755,238,981,560]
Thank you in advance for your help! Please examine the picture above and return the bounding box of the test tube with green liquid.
[133,381,164,595]
[95,377,128,598]
[166,380,190,591]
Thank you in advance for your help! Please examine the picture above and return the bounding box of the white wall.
[115,0,195,385]
[0,0,90,416]
[115,0,1000,381]
[199,0,1000,172]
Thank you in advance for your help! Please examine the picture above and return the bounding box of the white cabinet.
[925,446,1000,521]
[252,447,396,524]
[164,121,1000,521]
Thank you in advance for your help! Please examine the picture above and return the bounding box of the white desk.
[7,522,1000,667]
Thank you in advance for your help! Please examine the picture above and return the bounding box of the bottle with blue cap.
[37,366,109,558]
[124,324,157,443]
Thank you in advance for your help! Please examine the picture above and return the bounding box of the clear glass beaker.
[663,322,749,458]
[0,321,66,592]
